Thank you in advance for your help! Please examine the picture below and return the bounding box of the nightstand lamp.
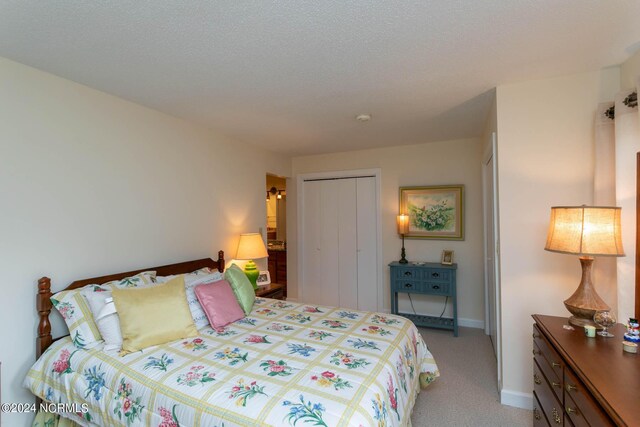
[397,214,409,264]
[544,205,624,328]
[236,233,269,290]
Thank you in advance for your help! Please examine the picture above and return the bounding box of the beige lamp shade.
[544,206,624,257]
[236,233,269,260]
[397,214,409,235]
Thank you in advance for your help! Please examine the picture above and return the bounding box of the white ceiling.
[1,1,639,156]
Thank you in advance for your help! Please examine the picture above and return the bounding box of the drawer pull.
[404,271,413,277]
[551,362,561,368]
[566,384,577,392]
[533,408,541,420]
[533,373,542,385]
[552,408,561,424]
[431,272,440,278]
[432,285,440,290]
[551,381,561,388]
[532,332,540,339]
[404,283,413,288]
[532,349,541,356]
[566,406,579,415]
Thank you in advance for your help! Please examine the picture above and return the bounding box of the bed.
[25,253,439,426]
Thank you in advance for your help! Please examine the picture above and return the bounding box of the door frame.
[482,132,503,389]
[296,168,383,311]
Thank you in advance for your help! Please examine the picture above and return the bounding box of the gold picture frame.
[399,185,464,240]
[441,250,454,265]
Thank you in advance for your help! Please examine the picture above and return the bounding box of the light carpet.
[411,326,532,427]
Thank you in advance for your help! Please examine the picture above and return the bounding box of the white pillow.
[82,288,122,352]
[156,272,223,329]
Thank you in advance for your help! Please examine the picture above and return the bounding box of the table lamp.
[544,205,624,327]
[236,233,269,290]
[397,214,409,264]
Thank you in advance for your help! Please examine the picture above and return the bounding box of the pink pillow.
[194,280,245,328]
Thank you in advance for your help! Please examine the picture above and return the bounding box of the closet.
[300,174,379,311]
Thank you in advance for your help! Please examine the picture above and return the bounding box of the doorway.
[266,174,287,295]
[482,132,502,390]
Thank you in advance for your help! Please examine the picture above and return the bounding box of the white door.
[483,132,501,388]
[300,174,379,311]
[302,180,340,306]
[356,177,378,311]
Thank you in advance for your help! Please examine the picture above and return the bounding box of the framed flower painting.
[399,185,464,240]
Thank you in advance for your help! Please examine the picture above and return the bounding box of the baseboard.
[500,389,533,410]
[458,318,484,329]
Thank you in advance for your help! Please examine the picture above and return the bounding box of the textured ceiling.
[1,1,639,156]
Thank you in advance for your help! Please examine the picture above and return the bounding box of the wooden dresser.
[532,315,640,426]
[255,283,285,300]
[267,249,287,296]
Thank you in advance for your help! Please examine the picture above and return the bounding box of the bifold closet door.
[301,176,377,310]
[355,177,377,311]
[302,179,340,306]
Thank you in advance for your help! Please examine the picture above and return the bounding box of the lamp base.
[243,259,259,290]
[564,257,609,329]
[567,315,600,329]
[399,234,408,264]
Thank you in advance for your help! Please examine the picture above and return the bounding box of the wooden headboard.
[36,251,225,358]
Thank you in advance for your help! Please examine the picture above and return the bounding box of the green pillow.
[224,264,255,315]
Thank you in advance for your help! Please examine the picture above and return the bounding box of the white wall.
[617,51,640,321]
[495,68,620,407]
[289,138,485,326]
[0,57,290,426]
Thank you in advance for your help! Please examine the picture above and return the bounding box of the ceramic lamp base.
[564,257,609,330]
[243,260,259,290]
[567,315,600,329]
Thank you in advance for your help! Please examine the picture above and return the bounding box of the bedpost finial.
[38,276,51,290]
[218,250,225,272]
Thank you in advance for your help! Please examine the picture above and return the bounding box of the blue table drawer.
[426,282,450,295]
[393,280,428,293]
[394,268,422,280]
[424,269,450,281]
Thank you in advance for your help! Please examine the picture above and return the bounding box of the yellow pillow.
[112,276,198,354]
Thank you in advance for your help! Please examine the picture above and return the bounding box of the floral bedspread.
[25,298,439,427]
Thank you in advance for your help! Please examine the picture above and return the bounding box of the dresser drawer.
[534,391,551,427]
[533,340,563,403]
[533,325,564,379]
[564,368,613,427]
[535,359,564,426]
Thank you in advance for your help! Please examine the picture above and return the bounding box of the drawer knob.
[532,349,541,356]
[551,381,561,388]
[532,332,540,339]
[433,285,440,290]
[551,362,561,368]
[566,406,578,415]
[533,408,541,420]
[566,384,577,392]
[533,373,542,385]
[552,408,561,424]
[404,283,413,288]
[404,271,413,276]
[431,272,440,278]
